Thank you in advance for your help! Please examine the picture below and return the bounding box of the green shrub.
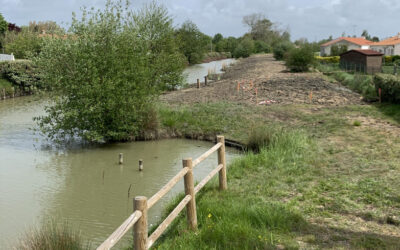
[285,46,315,72]
[233,37,255,58]
[0,60,42,92]
[383,55,400,65]
[272,42,293,60]
[315,56,340,63]
[254,40,271,53]
[332,72,377,101]
[374,74,400,103]
[34,1,184,143]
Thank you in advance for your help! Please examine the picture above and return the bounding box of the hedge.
[383,55,400,65]
[315,56,340,63]
[0,60,42,92]
[374,74,400,103]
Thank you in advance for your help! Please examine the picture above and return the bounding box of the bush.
[254,40,271,53]
[332,71,377,101]
[0,60,42,92]
[285,46,315,72]
[272,42,293,60]
[383,55,400,66]
[374,74,400,103]
[315,56,340,63]
[4,29,43,59]
[233,37,254,58]
[34,1,185,143]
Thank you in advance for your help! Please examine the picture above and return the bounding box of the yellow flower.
[208,213,212,218]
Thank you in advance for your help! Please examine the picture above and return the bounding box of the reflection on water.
[0,96,239,249]
[183,58,236,84]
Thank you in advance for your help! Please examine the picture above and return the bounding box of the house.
[340,49,383,74]
[370,33,400,56]
[320,37,374,56]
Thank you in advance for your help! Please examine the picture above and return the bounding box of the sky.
[1,0,399,41]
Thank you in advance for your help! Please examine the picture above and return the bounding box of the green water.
[0,96,239,249]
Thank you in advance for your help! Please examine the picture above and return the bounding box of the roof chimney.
[398,32,400,39]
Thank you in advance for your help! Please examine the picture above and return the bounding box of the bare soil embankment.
[162,54,362,106]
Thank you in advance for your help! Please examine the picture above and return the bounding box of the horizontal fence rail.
[97,135,227,250]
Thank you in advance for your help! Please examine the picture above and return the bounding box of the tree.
[330,44,347,56]
[4,28,43,58]
[176,20,210,64]
[34,0,185,143]
[285,45,315,72]
[233,37,254,58]
[212,33,223,45]
[0,13,8,49]
[273,42,293,60]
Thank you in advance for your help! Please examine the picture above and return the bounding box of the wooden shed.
[340,49,383,74]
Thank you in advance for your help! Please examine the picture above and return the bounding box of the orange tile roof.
[371,35,400,46]
[321,37,374,47]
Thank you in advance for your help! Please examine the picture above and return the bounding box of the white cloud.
[1,0,399,41]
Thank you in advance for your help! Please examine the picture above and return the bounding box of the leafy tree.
[285,45,315,72]
[233,37,254,58]
[28,21,65,34]
[330,44,348,56]
[4,28,43,58]
[216,36,238,54]
[254,40,270,53]
[0,13,7,35]
[34,0,185,143]
[176,20,210,64]
[273,42,293,60]
[212,33,223,45]
[0,13,8,48]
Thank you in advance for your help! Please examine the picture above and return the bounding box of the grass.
[0,77,14,95]
[17,220,90,250]
[153,100,400,249]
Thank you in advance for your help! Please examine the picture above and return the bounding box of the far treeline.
[0,10,292,64]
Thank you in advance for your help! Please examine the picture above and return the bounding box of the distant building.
[320,37,374,56]
[370,33,400,56]
[340,49,383,74]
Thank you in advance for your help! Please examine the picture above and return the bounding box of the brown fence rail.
[97,135,227,250]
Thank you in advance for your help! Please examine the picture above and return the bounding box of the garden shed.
[340,49,383,74]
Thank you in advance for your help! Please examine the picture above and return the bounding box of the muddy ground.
[162,54,363,106]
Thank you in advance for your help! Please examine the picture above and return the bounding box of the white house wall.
[321,40,367,56]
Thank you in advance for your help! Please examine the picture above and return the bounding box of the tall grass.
[17,220,90,250]
[153,128,312,249]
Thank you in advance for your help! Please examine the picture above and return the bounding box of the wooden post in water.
[197,79,200,89]
[139,159,143,171]
[134,196,148,250]
[119,153,123,165]
[182,158,197,230]
[217,136,227,190]
[204,76,208,86]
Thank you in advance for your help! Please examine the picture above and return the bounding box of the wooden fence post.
[217,136,227,190]
[182,158,197,230]
[204,76,208,86]
[197,79,200,89]
[134,196,148,250]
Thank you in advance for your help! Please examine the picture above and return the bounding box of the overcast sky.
[1,0,399,41]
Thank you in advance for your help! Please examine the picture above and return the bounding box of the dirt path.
[162,54,362,106]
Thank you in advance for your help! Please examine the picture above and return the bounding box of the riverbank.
[152,54,400,249]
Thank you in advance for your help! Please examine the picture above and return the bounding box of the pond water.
[0,59,239,250]
[183,58,236,84]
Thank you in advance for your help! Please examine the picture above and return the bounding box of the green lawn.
[148,101,400,249]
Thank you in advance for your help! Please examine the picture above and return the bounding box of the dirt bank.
[162,54,363,106]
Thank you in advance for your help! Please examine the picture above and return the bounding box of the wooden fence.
[97,135,227,250]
